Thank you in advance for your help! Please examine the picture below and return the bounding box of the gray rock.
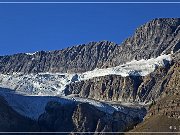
[37,101,145,133]
[0,18,179,74]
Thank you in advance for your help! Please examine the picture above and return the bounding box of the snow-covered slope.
[79,54,172,78]
[25,52,37,55]
[0,73,74,96]
[0,87,146,120]
[0,54,172,96]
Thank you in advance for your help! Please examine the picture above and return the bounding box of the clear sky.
[0,1,179,55]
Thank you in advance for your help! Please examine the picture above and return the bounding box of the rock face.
[0,41,117,74]
[0,18,179,74]
[38,101,144,133]
[126,57,180,133]
[0,97,142,133]
[0,92,146,133]
[38,101,75,132]
[146,60,180,119]
[106,18,180,67]
[65,63,172,103]
[66,75,143,102]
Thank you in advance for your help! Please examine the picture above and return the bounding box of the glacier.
[0,54,171,120]
[0,87,146,120]
[0,54,172,96]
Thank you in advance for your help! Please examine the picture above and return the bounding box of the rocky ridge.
[0,18,179,74]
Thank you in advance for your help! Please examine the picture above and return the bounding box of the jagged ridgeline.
[0,18,179,74]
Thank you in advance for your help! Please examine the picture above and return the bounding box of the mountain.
[0,18,179,74]
[0,18,179,133]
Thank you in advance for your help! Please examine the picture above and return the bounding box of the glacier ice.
[0,54,172,96]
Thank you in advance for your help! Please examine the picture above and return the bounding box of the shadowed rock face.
[0,96,39,132]
[0,97,145,133]
[38,101,75,132]
[0,18,179,74]
[38,101,144,133]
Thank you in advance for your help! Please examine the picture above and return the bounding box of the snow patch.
[25,52,38,56]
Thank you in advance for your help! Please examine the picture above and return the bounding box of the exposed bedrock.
[65,63,172,103]
[38,101,145,133]
[0,18,179,74]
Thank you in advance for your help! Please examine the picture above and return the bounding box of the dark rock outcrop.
[0,95,145,133]
[38,101,75,132]
[38,101,145,134]
[0,96,39,132]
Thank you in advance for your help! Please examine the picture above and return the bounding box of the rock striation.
[38,101,145,133]
[65,63,172,103]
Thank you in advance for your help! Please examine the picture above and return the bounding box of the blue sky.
[0,2,179,55]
